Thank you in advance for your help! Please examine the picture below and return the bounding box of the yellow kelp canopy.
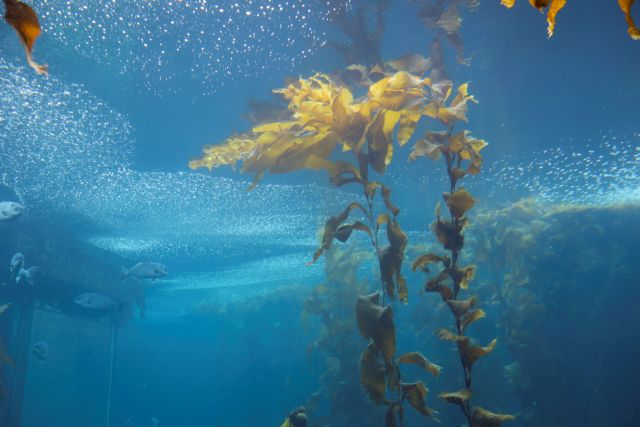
[189,60,477,187]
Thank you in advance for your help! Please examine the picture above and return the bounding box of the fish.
[10,253,24,279]
[31,340,49,362]
[74,292,119,311]
[16,266,37,286]
[121,262,168,281]
[0,201,23,221]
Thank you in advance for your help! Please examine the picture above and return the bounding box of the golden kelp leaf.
[322,160,364,187]
[411,253,444,272]
[381,185,400,217]
[366,110,401,173]
[409,130,449,161]
[620,0,640,39]
[396,110,421,146]
[546,0,567,37]
[385,402,403,427]
[436,328,465,342]
[435,82,477,125]
[461,338,497,368]
[397,275,408,304]
[401,382,435,417]
[445,188,475,218]
[446,296,477,318]
[501,0,516,8]
[409,138,441,161]
[356,292,397,363]
[432,219,464,252]
[437,4,462,34]
[439,389,472,405]
[377,213,390,227]
[458,265,476,289]
[471,407,516,427]
[387,53,431,75]
[4,0,47,74]
[360,341,387,405]
[379,219,408,301]
[398,352,442,377]
[530,0,550,9]
[343,64,374,88]
[280,418,292,427]
[334,221,372,242]
[368,71,429,110]
[425,270,453,300]
[308,202,364,265]
[461,308,486,332]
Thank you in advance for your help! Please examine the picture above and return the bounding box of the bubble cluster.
[0,58,350,268]
[37,0,352,94]
[480,131,640,206]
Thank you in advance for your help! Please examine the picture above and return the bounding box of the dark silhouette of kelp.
[408,75,515,425]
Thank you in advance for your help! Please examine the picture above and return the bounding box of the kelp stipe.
[409,81,515,426]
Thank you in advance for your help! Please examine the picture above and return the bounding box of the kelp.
[439,388,472,405]
[500,0,640,39]
[356,292,396,363]
[412,0,478,64]
[190,56,446,424]
[398,352,442,377]
[328,0,390,66]
[3,0,48,74]
[471,407,516,427]
[410,69,513,425]
[0,304,14,369]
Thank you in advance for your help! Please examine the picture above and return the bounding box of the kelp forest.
[186,0,640,425]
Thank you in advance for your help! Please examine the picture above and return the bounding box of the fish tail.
[120,267,128,281]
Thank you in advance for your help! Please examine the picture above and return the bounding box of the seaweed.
[411,0,479,65]
[409,78,514,425]
[3,0,48,74]
[500,0,640,39]
[328,0,390,66]
[191,52,456,424]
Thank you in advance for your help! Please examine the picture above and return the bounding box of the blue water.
[0,0,639,426]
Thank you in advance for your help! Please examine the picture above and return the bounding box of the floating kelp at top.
[500,0,640,39]
[34,0,353,95]
[3,0,48,74]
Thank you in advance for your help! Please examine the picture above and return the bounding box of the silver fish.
[16,266,38,286]
[121,262,168,281]
[10,253,24,279]
[32,341,49,362]
[0,202,23,221]
[74,292,118,311]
